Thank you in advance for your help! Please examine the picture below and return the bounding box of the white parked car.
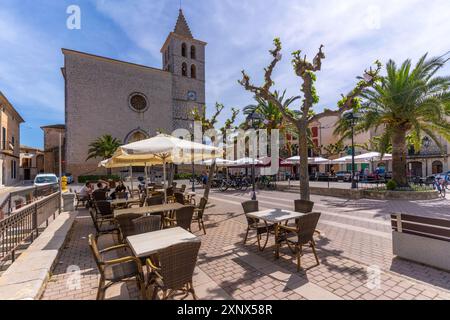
[34,174,59,187]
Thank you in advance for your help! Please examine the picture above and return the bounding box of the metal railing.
[0,183,59,217]
[0,190,60,263]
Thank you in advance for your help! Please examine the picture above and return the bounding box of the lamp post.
[422,136,431,177]
[344,112,359,189]
[246,112,263,200]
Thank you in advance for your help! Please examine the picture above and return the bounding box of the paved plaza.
[40,186,450,300]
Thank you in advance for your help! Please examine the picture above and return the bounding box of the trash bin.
[62,193,75,212]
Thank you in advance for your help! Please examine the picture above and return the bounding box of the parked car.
[63,173,74,184]
[335,171,351,182]
[317,172,331,181]
[34,173,59,187]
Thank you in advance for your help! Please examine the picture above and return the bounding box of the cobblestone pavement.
[42,189,450,300]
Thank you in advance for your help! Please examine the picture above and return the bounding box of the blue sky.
[1,0,450,148]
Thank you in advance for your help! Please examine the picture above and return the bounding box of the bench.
[391,213,450,271]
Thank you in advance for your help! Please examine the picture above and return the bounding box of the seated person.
[110,180,127,200]
[92,181,110,201]
[78,182,93,201]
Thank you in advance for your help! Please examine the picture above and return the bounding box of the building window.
[311,127,319,138]
[182,63,187,77]
[2,127,5,150]
[432,161,443,174]
[11,136,14,146]
[191,45,196,59]
[125,129,149,144]
[11,160,16,179]
[190,64,196,79]
[181,43,187,57]
[128,93,148,113]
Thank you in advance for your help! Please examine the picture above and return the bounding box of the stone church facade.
[58,10,206,179]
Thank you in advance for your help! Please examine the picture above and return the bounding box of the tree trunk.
[203,162,216,200]
[391,127,408,187]
[298,122,310,200]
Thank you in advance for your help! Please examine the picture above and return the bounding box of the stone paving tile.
[40,191,450,300]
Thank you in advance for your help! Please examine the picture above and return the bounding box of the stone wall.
[63,50,174,179]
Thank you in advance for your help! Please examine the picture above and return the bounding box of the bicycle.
[434,178,446,198]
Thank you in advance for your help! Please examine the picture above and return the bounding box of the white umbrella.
[281,156,330,165]
[330,155,353,164]
[232,157,264,166]
[201,158,236,167]
[354,152,392,162]
[114,134,220,201]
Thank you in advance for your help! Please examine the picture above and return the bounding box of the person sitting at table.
[79,182,93,201]
[110,180,127,200]
[92,180,110,201]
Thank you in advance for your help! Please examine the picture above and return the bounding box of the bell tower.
[161,9,207,131]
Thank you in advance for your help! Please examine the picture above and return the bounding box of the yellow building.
[0,91,25,187]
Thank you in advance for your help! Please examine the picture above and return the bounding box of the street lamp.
[422,136,431,177]
[344,112,360,189]
[246,112,263,200]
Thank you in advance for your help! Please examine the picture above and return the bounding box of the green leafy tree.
[242,91,300,132]
[335,54,450,186]
[239,38,381,200]
[86,134,122,174]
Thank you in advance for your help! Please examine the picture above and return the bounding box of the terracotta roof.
[41,124,65,130]
[174,9,193,38]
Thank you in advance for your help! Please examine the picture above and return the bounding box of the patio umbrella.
[281,156,330,165]
[113,134,220,201]
[99,157,159,193]
[231,157,264,167]
[200,158,236,167]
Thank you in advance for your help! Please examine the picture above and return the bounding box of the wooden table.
[110,198,141,208]
[114,202,185,218]
[246,208,308,258]
[126,227,200,258]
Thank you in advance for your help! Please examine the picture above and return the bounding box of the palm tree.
[336,54,450,186]
[243,90,300,132]
[86,134,122,174]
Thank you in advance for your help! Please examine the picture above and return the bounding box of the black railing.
[0,191,60,263]
[0,183,59,217]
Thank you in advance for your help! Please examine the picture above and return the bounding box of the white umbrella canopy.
[354,152,392,162]
[113,134,220,201]
[330,155,353,164]
[282,156,330,165]
[200,158,235,167]
[232,157,264,166]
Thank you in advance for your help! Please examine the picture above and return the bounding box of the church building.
[53,10,206,179]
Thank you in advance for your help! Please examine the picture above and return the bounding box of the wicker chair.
[294,200,314,213]
[174,192,189,205]
[146,241,201,300]
[241,200,274,251]
[94,200,114,219]
[132,215,161,234]
[88,207,122,242]
[192,197,207,235]
[75,192,88,210]
[115,213,142,238]
[166,187,175,203]
[165,206,194,231]
[146,195,164,206]
[88,234,145,300]
[278,212,321,271]
[92,189,108,201]
[293,199,320,236]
